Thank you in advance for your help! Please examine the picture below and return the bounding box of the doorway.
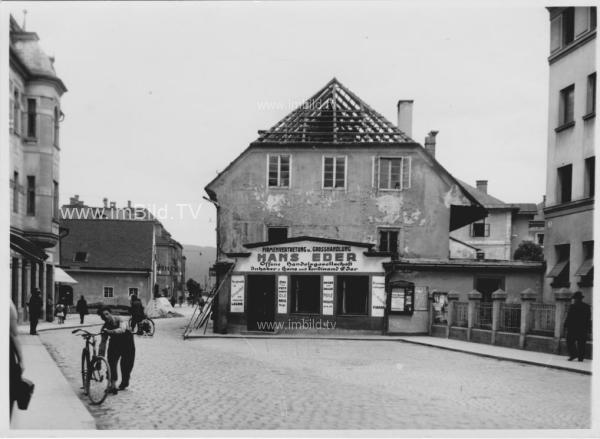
[247,275,276,331]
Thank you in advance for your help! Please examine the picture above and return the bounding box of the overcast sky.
[6,1,551,247]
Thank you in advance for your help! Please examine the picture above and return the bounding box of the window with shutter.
[378,157,411,190]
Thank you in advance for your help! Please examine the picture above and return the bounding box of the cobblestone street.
[40,311,591,430]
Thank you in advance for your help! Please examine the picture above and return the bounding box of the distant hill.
[182,245,216,289]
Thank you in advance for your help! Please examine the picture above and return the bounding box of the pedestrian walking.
[169,295,177,308]
[98,306,136,393]
[564,291,591,362]
[26,289,43,335]
[76,295,89,324]
[129,295,145,335]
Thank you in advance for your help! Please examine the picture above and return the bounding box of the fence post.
[553,288,572,354]
[467,289,482,342]
[446,291,460,338]
[491,288,507,345]
[519,288,537,349]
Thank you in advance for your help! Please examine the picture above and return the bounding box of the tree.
[513,241,544,262]
[186,278,202,303]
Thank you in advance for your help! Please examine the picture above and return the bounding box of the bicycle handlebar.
[71,328,103,337]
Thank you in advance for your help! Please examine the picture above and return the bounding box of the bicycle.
[129,316,155,337]
[72,329,111,405]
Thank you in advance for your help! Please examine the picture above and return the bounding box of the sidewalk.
[9,334,96,430]
[187,330,592,375]
[17,313,104,335]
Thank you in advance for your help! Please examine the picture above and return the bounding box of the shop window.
[471,220,490,237]
[267,227,288,243]
[557,164,572,203]
[474,277,505,302]
[103,287,114,298]
[268,155,290,188]
[586,73,596,116]
[26,176,35,216]
[576,241,594,287]
[336,276,369,315]
[129,287,139,296]
[558,85,575,129]
[323,156,346,189]
[584,157,595,198]
[74,252,88,263]
[27,98,37,138]
[290,275,320,314]
[547,244,570,287]
[379,229,399,253]
[12,171,19,213]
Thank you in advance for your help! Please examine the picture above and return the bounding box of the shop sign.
[235,240,390,273]
[371,276,386,317]
[230,275,245,313]
[322,276,334,315]
[277,275,288,314]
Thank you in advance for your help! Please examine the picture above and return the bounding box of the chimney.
[397,100,413,138]
[110,201,116,209]
[127,200,132,208]
[69,194,80,205]
[476,180,488,194]
[424,131,439,157]
[103,197,108,208]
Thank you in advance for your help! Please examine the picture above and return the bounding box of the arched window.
[54,106,60,146]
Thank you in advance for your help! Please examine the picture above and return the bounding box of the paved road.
[40,312,591,430]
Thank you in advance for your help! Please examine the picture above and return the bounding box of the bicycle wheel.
[87,357,111,405]
[144,318,155,336]
[81,349,89,395]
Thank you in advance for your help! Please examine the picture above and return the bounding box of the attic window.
[73,251,88,262]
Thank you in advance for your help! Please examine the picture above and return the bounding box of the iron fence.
[473,302,493,330]
[499,303,521,333]
[529,303,555,336]
[452,302,468,327]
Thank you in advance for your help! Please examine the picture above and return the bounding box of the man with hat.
[563,291,591,361]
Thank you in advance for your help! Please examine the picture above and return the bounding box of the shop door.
[247,275,276,331]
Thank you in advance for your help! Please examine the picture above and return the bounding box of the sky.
[5,1,551,247]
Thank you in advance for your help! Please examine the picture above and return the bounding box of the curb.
[395,338,592,375]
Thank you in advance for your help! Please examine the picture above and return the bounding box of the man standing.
[26,289,43,335]
[76,295,89,324]
[98,306,136,393]
[564,291,591,362]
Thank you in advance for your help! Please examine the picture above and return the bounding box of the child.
[55,303,66,324]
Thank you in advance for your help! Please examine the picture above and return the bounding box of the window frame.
[128,287,139,297]
[26,176,35,216]
[585,156,595,198]
[26,98,37,139]
[470,220,491,238]
[378,228,400,254]
[103,286,114,298]
[557,164,573,204]
[558,84,575,129]
[378,157,403,191]
[266,154,291,188]
[585,73,596,118]
[12,171,19,213]
[267,226,288,243]
[321,155,347,190]
[73,251,88,263]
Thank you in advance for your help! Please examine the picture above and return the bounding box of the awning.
[546,259,569,278]
[10,231,48,262]
[54,267,78,284]
[575,259,593,276]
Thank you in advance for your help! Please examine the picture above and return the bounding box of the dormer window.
[74,251,88,262]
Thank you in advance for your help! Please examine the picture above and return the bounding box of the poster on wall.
[322,276,334,315]
[230,275,245,313]
[414,286,429,311]
[390,284,415,314]
[432,291,448,324]
[277,275,288,314]
[371,276,386,317]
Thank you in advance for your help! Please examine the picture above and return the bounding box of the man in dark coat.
[564,291,591,362]
[76,295,89,324]
[26,289,43,335]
